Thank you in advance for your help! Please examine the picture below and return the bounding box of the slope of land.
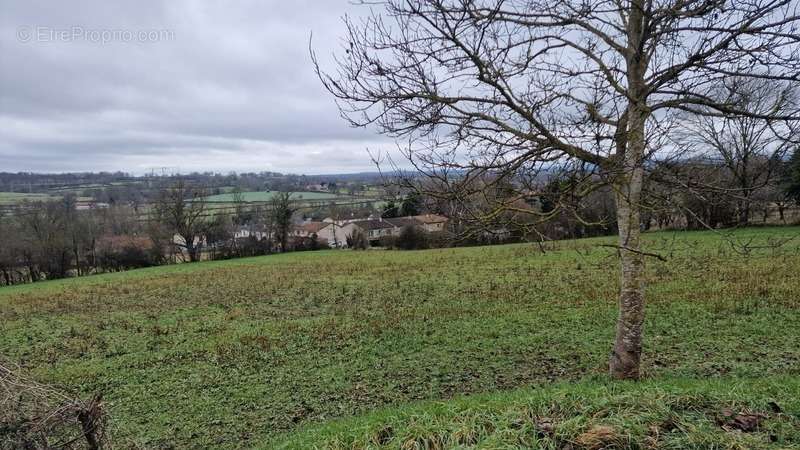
[0,191,56,205]
[1,227,799,449]
[203,190,349,202]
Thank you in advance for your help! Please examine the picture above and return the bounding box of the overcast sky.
[0,0,394,174]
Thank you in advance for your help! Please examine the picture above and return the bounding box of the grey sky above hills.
[0,0,393,174]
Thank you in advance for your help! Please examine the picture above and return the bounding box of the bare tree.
[781,144,800,206]
[231,186,250,226]
[0,215,22,285]
[315,0,800,379]
[18,200,71,280]
[325,201,344,248]
[153,180,209,262]
[269,191,296,253]
[678,77,798,225]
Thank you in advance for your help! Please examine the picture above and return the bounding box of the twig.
[599,244,668,261]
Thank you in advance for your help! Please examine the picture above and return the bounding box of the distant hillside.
[202,190,348,203]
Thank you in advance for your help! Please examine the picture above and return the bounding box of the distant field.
[0,191,56,204]
[42,181,142,195]
[2,227,799,448]
[204,190,349,203]
[0,192,98,206]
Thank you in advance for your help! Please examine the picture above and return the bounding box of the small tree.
[382,200,400,218]
[18,200,71,280]
[316,0,800,379]
[0,216,23,285]
[205,213,234,260]
[153,180,209,262]
[231,186,250,226]
[785,147,800,204]
[678,78,798,225]
[326,202,342,248]
[269,192,296,252]
[400,192,422,217]
[346,228,369,250]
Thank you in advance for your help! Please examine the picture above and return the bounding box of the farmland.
[1,227,799,448]
[203,191,351,203]
[0,192,56,205]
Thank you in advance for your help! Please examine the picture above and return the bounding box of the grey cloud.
[0,0,392,173]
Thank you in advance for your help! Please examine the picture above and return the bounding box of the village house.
[384,216,423,236]
[305,182,329,192]
[233,226,269,241]
[75,200,110,211]
[294,221,357,248]
[411,214,449,233]
[294,214,449,247]
[350,218,395,241]
[172,234,207,248]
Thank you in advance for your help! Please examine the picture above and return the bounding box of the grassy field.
[1,227,799,449]
[282,377,800,449]
[0,191,56,205]
[203,191,350,203]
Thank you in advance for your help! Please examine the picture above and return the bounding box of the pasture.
[0,192,56,205]
[203,191,349,203]
[1,227,799,448]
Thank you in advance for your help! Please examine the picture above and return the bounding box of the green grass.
[278,377,800,449]
[203,191,350,202]
[1,227,799,449]
[0,191,55,204]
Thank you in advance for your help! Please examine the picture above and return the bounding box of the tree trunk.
[73,240,81,276]
[610,167,646,379]
[609,97,647,380]
[183,235,200,262]
[187,243,198,262]
[739,198,751,226]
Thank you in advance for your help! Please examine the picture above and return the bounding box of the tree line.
[2,149,799,287]
[0,182,300,286]
[0,170,383,211]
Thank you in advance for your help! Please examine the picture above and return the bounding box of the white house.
[295,221,357,248]
[411,214,449,232]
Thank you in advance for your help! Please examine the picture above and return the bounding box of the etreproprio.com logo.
[17,26,174,44]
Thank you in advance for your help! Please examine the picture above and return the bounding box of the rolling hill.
[2,227,799,449]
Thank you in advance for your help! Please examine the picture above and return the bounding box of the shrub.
[1,361,109,449]
[115,245,154,269]
[96,236,156,271]
[397,226,428,250]
[347,229,369,250]
[378,235,397,249]
[425,231,450,249]
[293,234,330,252]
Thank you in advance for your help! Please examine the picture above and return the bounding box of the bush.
[377,235,397,249]
[293,234,330,252]
[1,360,109,449]
[346,229,369,250]
[115,245,154,269]
[97,236,156,271]
[426,231,450,248]
[396,226,428,250]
